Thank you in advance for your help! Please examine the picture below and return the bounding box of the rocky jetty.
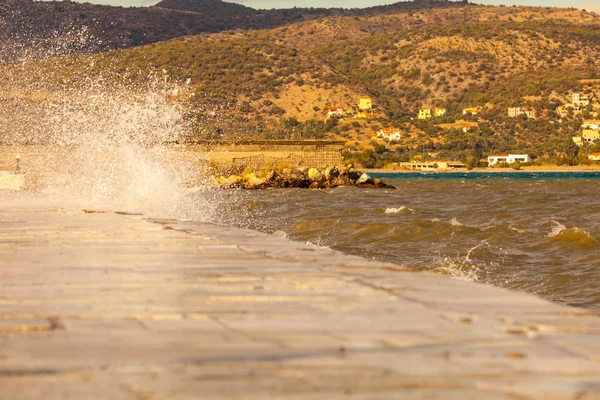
[212,165,396,189]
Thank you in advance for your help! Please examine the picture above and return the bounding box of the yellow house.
[434,108,446,117]
[418,108,432,119]
[359,96,372,110]
[462,107,479,115]
[582,129,600,143]
[419,107,445,119]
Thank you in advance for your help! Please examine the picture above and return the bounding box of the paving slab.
[0,207,600,399]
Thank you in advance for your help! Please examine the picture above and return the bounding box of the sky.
[64,0,600,13]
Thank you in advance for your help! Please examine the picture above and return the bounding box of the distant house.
[437,120,478,133]
[508,107,536,119]
[582,120,600,130]
[461,122,477,133]
[572,92,594,107]
[524,108,536,119]
[399,161,464,171]
[588,153,600,161]
[418,108,432,119]
[556,105,570,118]
[359,96,372,110]
[577,120,600,144]
[507,107,521,118]
[582,129,600,144]
[327,106,346,117]
[436,161,465,170]
[487,154,530,165]
[418,107,445,119]
[376,128,401,141]
[462,107,479,116]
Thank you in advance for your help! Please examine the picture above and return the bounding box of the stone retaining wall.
[188,140,345,171]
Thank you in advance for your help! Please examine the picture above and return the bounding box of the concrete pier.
[1,207,600,399]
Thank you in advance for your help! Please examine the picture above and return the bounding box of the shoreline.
[367,165,600,174]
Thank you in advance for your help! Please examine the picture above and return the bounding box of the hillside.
[0,0,476,62]
[0,0,233,61]
[155,0,254,14]
[3,1,600,166]
[0,0,328,62]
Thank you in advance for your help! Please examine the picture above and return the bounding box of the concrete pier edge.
[0,207,599,399]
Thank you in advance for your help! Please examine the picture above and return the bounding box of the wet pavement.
[1,207,600,399]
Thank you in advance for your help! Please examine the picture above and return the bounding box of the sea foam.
[385,206,414,214]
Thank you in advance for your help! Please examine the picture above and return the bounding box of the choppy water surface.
[216,172,600,311]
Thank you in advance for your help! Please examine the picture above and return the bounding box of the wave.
[449,217,463,227]
[384,206,414,214]
[508,225,527,233]
[428,217,464,227]
[547,221,597,248]
[431,240,495,282]
[272,230,288,239]
[433,257,480,282]
[547,221,567,238]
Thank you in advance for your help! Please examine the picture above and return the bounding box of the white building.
[376,128,401,142]
[573,92,593,107]
[508,107,522,118]
[508,107,536,119]
[582,120,600,130]
[327,106,346,118]
[487,154,530,165]
[588,153,600,161]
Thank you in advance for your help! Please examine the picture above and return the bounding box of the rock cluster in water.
[212,166,396,189]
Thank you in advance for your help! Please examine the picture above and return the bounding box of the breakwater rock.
[212,166,396,189]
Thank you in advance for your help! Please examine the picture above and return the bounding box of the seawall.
[1,205,599,398]
[188,140,346,172]
[0,141,346,189]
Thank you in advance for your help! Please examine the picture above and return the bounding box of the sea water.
[212,172,600,311]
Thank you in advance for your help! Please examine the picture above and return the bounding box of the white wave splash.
[547,220,567,238]
[509,225,526,233]
[434,257,480,282]
[449,217,463,227]
[385,206,414,214]
[272,230,289,239]
[5,70,218,221]
[1,19,223,222]
[433,241,490,282]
